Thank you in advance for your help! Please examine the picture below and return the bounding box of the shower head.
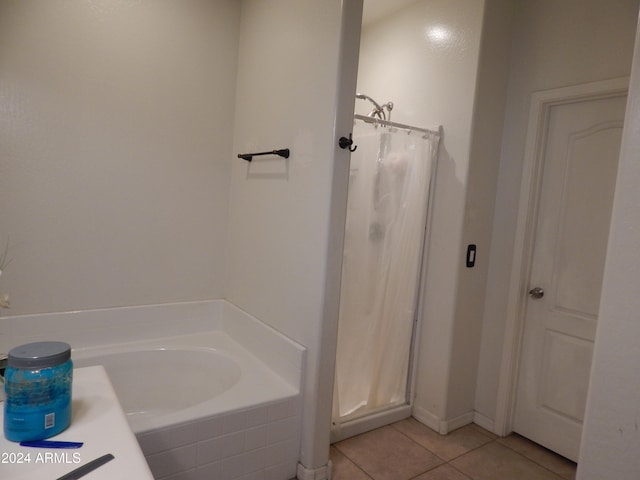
[356,93,383,113]
[356,93,393,121]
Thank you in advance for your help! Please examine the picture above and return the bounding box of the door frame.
[493,76,630,437]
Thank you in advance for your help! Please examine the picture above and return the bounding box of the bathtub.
[72,332,300,435]
[74,342,241,433]
[1,300,305,480]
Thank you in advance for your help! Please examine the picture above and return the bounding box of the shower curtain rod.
[354,114,439,136]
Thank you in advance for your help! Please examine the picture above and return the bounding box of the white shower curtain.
[333,119,438,425]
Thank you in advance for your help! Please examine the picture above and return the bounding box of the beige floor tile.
[334,425,444,480]
[412,464,472,480]
[465,423,498,440]
[330,446,371,480]
[497,434,576,480]
[392,419,493,461]
[450,442,564,480]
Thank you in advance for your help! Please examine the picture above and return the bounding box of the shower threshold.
[330,402,413,443]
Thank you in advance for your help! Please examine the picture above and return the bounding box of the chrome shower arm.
[356,93,393,121]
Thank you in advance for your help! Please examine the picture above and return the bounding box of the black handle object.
[339,133,357,152]
[56,453,115,480]
[237,148,290,162]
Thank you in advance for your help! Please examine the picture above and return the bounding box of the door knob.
[529,287,544,299]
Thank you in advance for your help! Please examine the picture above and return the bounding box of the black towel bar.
[238,148,290,162]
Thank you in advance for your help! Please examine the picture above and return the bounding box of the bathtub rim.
[0,299,306,395]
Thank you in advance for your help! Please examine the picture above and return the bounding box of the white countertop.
[0,366,154,480]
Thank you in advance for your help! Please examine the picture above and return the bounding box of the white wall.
[224,0,361,471]
[578,18,640,478]
[450,0,513,424]
[476,0,640,426]
[356,0,488,431]
[0,0,240,315]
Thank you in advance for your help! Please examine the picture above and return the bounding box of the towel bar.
[237,148,290,162]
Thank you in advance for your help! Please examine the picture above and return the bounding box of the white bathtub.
[74,347,241,429]
[1,300,305,480]
[72,331,299,435]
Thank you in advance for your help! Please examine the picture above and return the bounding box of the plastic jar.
[3,341,73,442]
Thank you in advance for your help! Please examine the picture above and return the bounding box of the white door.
[513,90,627,462]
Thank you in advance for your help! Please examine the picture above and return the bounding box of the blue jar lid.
[8,341,71,369]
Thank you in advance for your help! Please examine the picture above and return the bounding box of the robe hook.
[339,133,357,152]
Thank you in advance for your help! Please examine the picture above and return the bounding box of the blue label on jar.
[4,360,73,442]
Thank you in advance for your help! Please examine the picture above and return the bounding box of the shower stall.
[332,96,440,440]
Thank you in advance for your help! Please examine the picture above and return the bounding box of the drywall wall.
[578,17,640,478]
[448,0,514,424]
[0,0,240,314]
[224,0,361,472]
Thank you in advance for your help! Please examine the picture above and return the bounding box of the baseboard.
[412,406,475,435]
[412,405,442,432]
[330,404,412,443]
[473,411,496,434]
[297,460,332,480]
[445,411,475,433]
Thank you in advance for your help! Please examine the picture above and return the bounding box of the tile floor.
[331,418,577,480]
